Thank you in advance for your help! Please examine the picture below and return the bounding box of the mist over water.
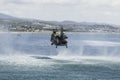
[57,34,120,59]
[0,33,120,58]
[0,33,120,80]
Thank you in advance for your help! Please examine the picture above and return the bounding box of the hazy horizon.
[0,0,120,25]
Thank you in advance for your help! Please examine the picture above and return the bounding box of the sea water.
[0,33,120,80]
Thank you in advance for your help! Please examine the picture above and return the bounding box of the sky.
[0,0,120,25]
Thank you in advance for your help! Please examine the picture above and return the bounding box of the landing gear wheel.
[66,44,68,48]
[56,45,57,48]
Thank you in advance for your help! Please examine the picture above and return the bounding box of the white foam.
[83,40,120,46]
[52,54,120,63]
[0,54,54,67]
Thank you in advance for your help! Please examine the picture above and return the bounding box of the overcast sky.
[0,0,120,25]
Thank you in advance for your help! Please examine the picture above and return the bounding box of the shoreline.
[0,31,120,34]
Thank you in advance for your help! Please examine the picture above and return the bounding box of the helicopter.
[50,27,68,48]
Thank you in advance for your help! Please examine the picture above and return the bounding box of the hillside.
[0,13,120,33]
[0,13,17,20]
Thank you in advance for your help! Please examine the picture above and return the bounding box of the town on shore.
[0,13,120,33]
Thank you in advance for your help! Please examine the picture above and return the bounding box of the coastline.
[0,31,120,34]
